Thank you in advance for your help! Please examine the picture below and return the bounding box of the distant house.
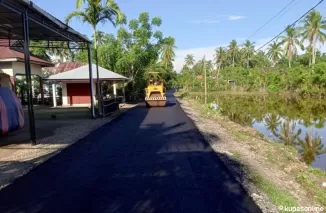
[46,64,128,106]
[0,40,53,91]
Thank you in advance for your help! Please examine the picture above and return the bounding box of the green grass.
[307,167,326,178]
[183,95,326,208]
[265,149,277,164]
[250,171,299,211]
[296,169,326,207]
[230,130,251,141]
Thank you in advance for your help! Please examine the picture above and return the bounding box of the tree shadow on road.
[0,104,261,213]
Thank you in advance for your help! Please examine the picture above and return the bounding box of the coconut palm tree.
[252,50,270,68]
[185,54,195,69]
[279,25,304,68]
[267,40,282,66]
[242,40,255,68]
[66,0,123,103]
[228,40,238,67]
[184,54,195,88]
[160,37,176,70]
[145,60,166,79]
[299,10,326,65]
[297,130,326,165]
[214,47,226,78]
[304,44,313,67]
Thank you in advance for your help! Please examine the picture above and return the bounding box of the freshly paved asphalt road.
[0,92,262,213]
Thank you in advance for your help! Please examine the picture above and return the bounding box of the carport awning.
[46,64,129,81]
[0,0,90,43]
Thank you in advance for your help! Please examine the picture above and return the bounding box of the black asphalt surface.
[0,92,262,213]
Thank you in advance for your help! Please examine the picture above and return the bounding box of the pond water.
[191,93,326,171]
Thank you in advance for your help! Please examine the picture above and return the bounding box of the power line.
[275,0,304,21]
[245,0,298,41]
[256,0,325,51]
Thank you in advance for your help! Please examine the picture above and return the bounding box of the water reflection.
[265,114,281,136]
[192,94,326,170]
[297,131,326,165]
[273,118,302,146]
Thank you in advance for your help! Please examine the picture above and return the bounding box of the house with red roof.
[0,40,53,90]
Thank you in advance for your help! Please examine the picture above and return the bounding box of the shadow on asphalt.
[0,102,261,213]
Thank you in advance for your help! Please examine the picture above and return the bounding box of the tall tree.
[299,10,326,65]
[29,41,51,61]
[267,40,282,66]
[116,12,164,99]
[160,36,176,70]
[214,47,226,79]
[97,33,123,71]
[228,40,238,67]
[185,54,195,69]
[93,30,106,46]
[251,50,270,68]
[242,40,255,68]
[48,41,73,62]
[184,54,195,88]
[279,25,304,68]
[66,0,123,100]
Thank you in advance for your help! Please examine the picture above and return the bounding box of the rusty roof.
[43,62,85,75]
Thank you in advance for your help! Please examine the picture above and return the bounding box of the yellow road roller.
[145,72,167,107]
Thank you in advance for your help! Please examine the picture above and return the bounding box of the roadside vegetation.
[177,93,326,210]
[177,10,326,96]
[175,10,326,208]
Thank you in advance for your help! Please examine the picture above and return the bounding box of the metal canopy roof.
[46,64,128,81]
[0,0,90,43]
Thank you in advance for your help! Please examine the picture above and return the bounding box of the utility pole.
[203,56,207,105]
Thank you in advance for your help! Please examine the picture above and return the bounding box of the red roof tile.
[0,46,53,66]
[44,62,85,75]
[0,39,15,47]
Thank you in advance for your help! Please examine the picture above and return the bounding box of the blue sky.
[33,0,326,70]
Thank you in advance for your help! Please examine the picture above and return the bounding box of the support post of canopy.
[39,76,44,104]
[22,12,37,145]
[122,80,126,103]
[113,81,117,98]
[52,83,57,107]
[87,44,96,119]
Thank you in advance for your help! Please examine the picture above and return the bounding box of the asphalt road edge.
[0,105,138,192]
[175,97,277,213]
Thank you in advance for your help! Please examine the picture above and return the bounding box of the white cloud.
[174,45,224,72]
[228,16,246,21]
[298,40,326,54]
[189,19,220,24]
[253,37,274,51]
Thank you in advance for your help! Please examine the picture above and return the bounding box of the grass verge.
[176,91,326,209]
[248,168,299,210]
